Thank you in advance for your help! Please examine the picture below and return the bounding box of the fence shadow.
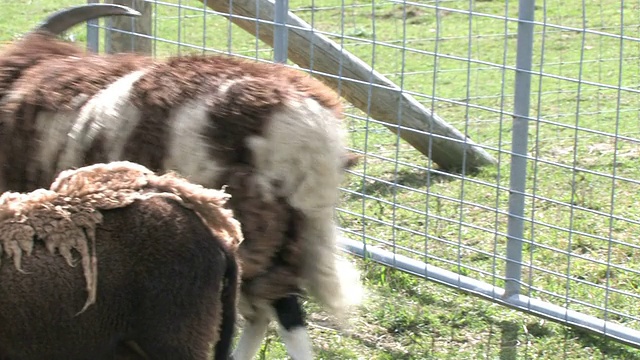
[569,329,640,359]
[346,168,457,201]
[499,321,519,360]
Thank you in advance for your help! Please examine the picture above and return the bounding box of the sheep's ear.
[343,152,361,169]
[34,4,141,36]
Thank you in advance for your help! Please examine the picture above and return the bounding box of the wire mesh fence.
[3,0,640,355]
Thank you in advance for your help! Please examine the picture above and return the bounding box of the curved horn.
[34,4,141,35]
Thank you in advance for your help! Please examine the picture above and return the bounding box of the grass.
[4,0,640,358]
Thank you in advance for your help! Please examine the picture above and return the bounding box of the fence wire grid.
[4,0,640,355]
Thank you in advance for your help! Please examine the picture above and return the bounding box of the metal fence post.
[87,0,100,52]
[504,0,536,297]
[273,0,289,63]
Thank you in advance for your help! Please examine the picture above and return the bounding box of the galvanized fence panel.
[3,0,640,350]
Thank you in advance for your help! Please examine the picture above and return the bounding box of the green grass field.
[4,0,640,358]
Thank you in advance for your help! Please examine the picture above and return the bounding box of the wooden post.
[198,0,497,172]
[104,0,152,54]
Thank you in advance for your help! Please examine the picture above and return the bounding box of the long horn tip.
[123,8,142,17]
[34,4,142,35]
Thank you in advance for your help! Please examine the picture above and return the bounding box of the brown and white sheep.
[0,4,363,359]
[0,161,242,360]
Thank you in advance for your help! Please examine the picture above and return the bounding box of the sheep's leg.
[113,340,150,360]
[232,309,270,360]
[132,338,210,360]
[273,294,313,360]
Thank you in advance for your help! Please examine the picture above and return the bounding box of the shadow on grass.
[319,340,418,360]
[569,329,640,359]
[347,168,457,200]
[499,321,519,360]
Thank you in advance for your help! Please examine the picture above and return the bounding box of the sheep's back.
[0,196,229,359]
[0,50,344,194]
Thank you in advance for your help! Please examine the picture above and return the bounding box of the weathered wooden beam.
[200,0,497,172]
[104,0,152,54]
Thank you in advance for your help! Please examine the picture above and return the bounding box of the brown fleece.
[128,55,342,165]
[84,133,110,165]
[5,55,148,113]
[130,55,342,116]
[0,162,242,316]
[0,32,83,100]
[218,164,304,303]
[0,34,151,192]
[0,162,241,359]
[0,34,150,112]
[0,34,344,189]
[240,209,305,303]
[0,196,237,360]
[220,165,288,278]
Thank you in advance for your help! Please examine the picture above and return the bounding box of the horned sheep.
[0,161,242,360]
[0,4,364,359]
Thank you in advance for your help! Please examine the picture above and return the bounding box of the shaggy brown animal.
[0,5,363,359]
[0,161,242,360]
